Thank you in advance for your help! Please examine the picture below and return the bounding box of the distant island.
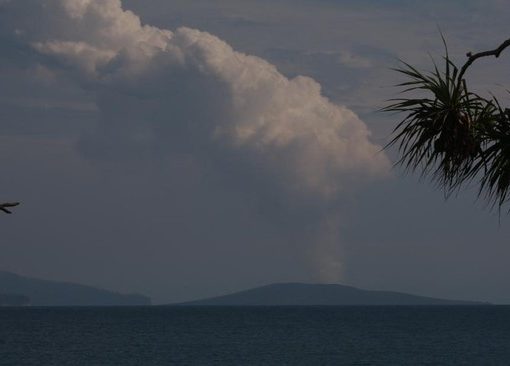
[177,283,489,306]
[0,271,150,306]
[0,293,30,307]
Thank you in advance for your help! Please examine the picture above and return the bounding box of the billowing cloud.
[1,0,389,201]
[0,0,391,286]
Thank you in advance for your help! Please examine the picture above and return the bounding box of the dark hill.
[179,283,487,306]
[0,271,150,306]
[0,293,30,306]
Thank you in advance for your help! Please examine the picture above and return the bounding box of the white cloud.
[2,0,389,200]
[337,50,372,69]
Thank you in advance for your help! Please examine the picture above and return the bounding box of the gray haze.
[0,0,509,304]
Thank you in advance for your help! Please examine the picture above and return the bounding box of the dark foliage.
[385,37,510,209]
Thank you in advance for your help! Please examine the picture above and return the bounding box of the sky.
[0,0,509,304]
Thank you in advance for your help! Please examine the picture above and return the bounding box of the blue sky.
[0,0,509,304]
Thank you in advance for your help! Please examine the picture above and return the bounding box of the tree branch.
[457,38,510,84]
[0,202,20,214]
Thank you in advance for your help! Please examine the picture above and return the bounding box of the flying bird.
[0,202,20,214]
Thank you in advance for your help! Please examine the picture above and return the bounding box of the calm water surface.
[1,306,509,365]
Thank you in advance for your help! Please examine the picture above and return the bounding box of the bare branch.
[0,202,20,214]
[458,38,510,83]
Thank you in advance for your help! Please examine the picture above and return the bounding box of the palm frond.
[384,37,510,211]
[383,55,489,193]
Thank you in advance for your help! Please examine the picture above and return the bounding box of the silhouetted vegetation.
[385,37,510,210]
[0,202,19,214]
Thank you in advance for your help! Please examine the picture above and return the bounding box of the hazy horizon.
[1,0,510,305]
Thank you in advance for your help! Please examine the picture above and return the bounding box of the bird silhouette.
[0,202,20,214]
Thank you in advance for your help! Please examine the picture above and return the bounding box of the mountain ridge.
[176,282,489,306]
[0,270,151,306]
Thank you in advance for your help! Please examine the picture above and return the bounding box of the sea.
[1,306,509,365]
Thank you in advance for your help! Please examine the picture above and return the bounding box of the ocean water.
[1,306,509,365]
